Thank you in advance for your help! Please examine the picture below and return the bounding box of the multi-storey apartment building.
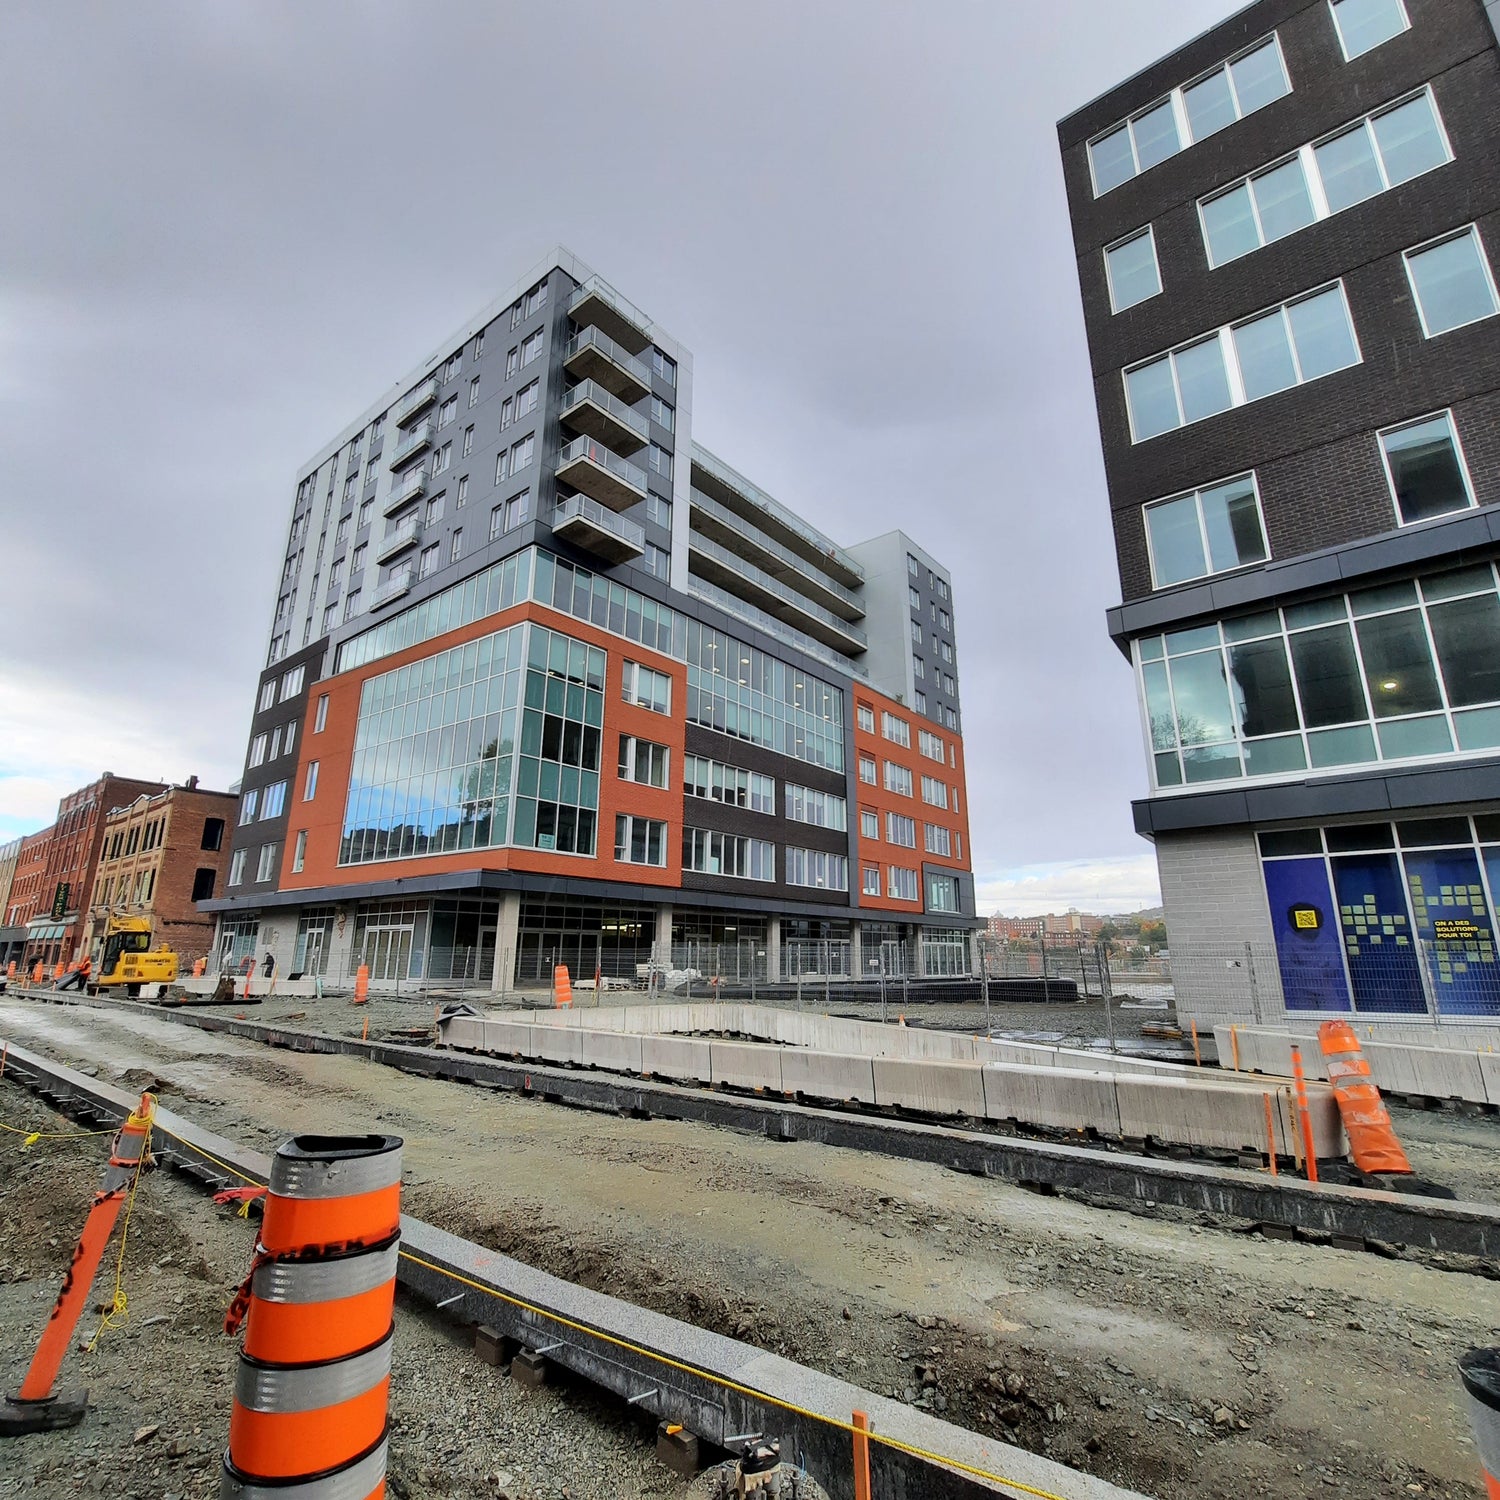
[206,250,976,989]
[0,837,25,969]
[1060,0,1500,1035]
[82,779,237,966]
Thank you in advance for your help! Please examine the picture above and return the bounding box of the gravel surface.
[1,994,1495,1500]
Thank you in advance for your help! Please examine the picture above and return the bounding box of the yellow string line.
[157,1127,1070,1500]
[88,1125,150,1349]
[0,1119,116,1142]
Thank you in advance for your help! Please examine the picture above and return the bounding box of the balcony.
[382,468,427,515]
[388,420,434,470]
[376,514,422,564]
[555,435,649,513]
[689,488,865,622]
[371,565,413,610]
[688,530,868,654]
[563,326,651,403]
[690,444,864,589]
[560,379,649,455]
[567,276,653,355]
[395,375,439,425]
[552,496,646,565]
[687,578,868,679]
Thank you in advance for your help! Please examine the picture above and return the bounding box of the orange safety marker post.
[1290,1046,1319,1184]
[222,1133,402,1497]
[851,1409,873,1500]
[1263,1092,1278,1177]
[5,960,13,980]
[1317,1019,1412,1176]
[352,962,370,1006]
[1229,1024,1241,1072]
[361,1010,369,1042]
[240,958,257,1001]
[0,1091,156,1436]
[554,964,572,1008]
[1190,1019,1201,1067]
[1459,1348,1500,1500]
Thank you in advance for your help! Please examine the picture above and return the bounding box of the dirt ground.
[0,994,1495,1500]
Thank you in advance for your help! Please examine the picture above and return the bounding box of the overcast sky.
[0,1,1242,915]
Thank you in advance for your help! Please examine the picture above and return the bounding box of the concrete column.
[766,915,781,983]
[849,922,863,982]
[654,903,672,966]
[491,891,521,993]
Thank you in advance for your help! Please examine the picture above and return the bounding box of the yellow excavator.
[91,916,179,996]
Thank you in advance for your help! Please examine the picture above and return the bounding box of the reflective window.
[684,755,775,814]
[614,815,667,867]
[1330,0,1409,59]
[1380,413,1474,524]
[1145,475,1268,588]
[682,828,774,881]
[786,847,848,892]
[785,784,848,831]
[1405,228,1499,338]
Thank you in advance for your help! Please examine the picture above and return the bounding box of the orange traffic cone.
[553,965,572,1008]
[1317,1020,1412,1175]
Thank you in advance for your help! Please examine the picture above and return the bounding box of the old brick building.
[82,778,237,966]
[7,826,56,961]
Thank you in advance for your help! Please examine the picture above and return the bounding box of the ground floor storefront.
[210,888,979,993]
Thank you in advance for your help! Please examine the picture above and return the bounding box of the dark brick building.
[1059,0,1500,1036]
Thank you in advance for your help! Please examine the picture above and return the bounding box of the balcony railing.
[686,579,868,679]
[689,488,865,618]
[376,515,422,563]
[552,495,646,563]
[388,420,434,469]
[688,530,868,650]
[382,468,427,514]
[556,435,649,511]
[567,276,654,354]
[560,379,650,452]
[690,443,864,587]
[563,325,652,401]
[372,566,414,609]
[395,375,439,424]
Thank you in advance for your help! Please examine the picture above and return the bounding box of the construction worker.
[56,956,91,992]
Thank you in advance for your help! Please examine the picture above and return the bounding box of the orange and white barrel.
[223,1134,402,1499]
[1461,1348,1500,1500]
[1317,1019,1412,1174]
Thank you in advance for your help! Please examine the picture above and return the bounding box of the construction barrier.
[352,963,370,1006]
[222,1133,402,1497]
[0,1092,156,1436]
[51,963,64,983]
[553,965,572,1008]
[1318,1020,1412,1175]
[30,963,42,987]
[1460,1348,1500,1500]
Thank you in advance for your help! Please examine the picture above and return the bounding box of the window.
[201,817,225,851]
[940,641,954,664]
[887,866,919,901]
[939,609,951,631]
[418,543,441,579]
[468,376,481,408]
[343,473,357,503]
[1145,474,1269,587]
[256,843,279,882]
[936,577,949,601]
[444,351,462,380]
[908,586,920,611]
[648,443,673,479]
[884,761,913,797]
[913,655,925,679]
[1089,36,1289,195]
[926,873,960,912]
[682,828,775,881]
[259,681,277,712]
[1405,228,1499,339]
[862,866,881,896]
[350,542,367,575]
[921,775,949,808]
[649,396,674,431]
[462,425,474,458]
[1380,414,1474,525]
[248,732,269,768]
[432,441,451,475]
[240,789,259,824]
[526,282,548,316]
[437,395,457,428]
[500,395,514,430]
[618,735,670,788]
[615,815,668,867]
[358,499,373,529]
[1330,0,1408,59]
[785,784,848,830]
[914,690,928,713]
[881,711,910,747]
[450,529,463,563]
[786,848,848,892]
[291,830,307,874]
[507,490,531,530]
[925,823,952,856]
[455,475,469,509]
[943,673,956,696]
[515,380,539,420]
[651,348,676,385]
[1105,228,1162,312]
[314,694,329,732]
[322,603,338,633]
[510,434,535,472]
[1201,91,1450,266]
[521,330,544,366]
[284,719,297,755]
[683,755,775,813]
[506,346,519,377]
[858,755,877,785]
[261,781,288,819]
[944,707,958,730]
[474,330,485,359]
[856,704,875,733]
[1125,283,1359,442]
[885,812,917,847]
[643,542,670,580]
[304,761,319,800]
[229,849,247,886]
[642,494,671,531]
[909,620,922,647]
[919,730,944,762]
[907,554,920,578]
[622,660,671,713]
[860,809,879,839]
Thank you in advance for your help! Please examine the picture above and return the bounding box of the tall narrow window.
[1105,228,1162,312]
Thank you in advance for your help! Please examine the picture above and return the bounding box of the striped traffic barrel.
[1317,1019,1412,1174]
[1461,1348,1500,1499]
[223,1134,402,1499]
